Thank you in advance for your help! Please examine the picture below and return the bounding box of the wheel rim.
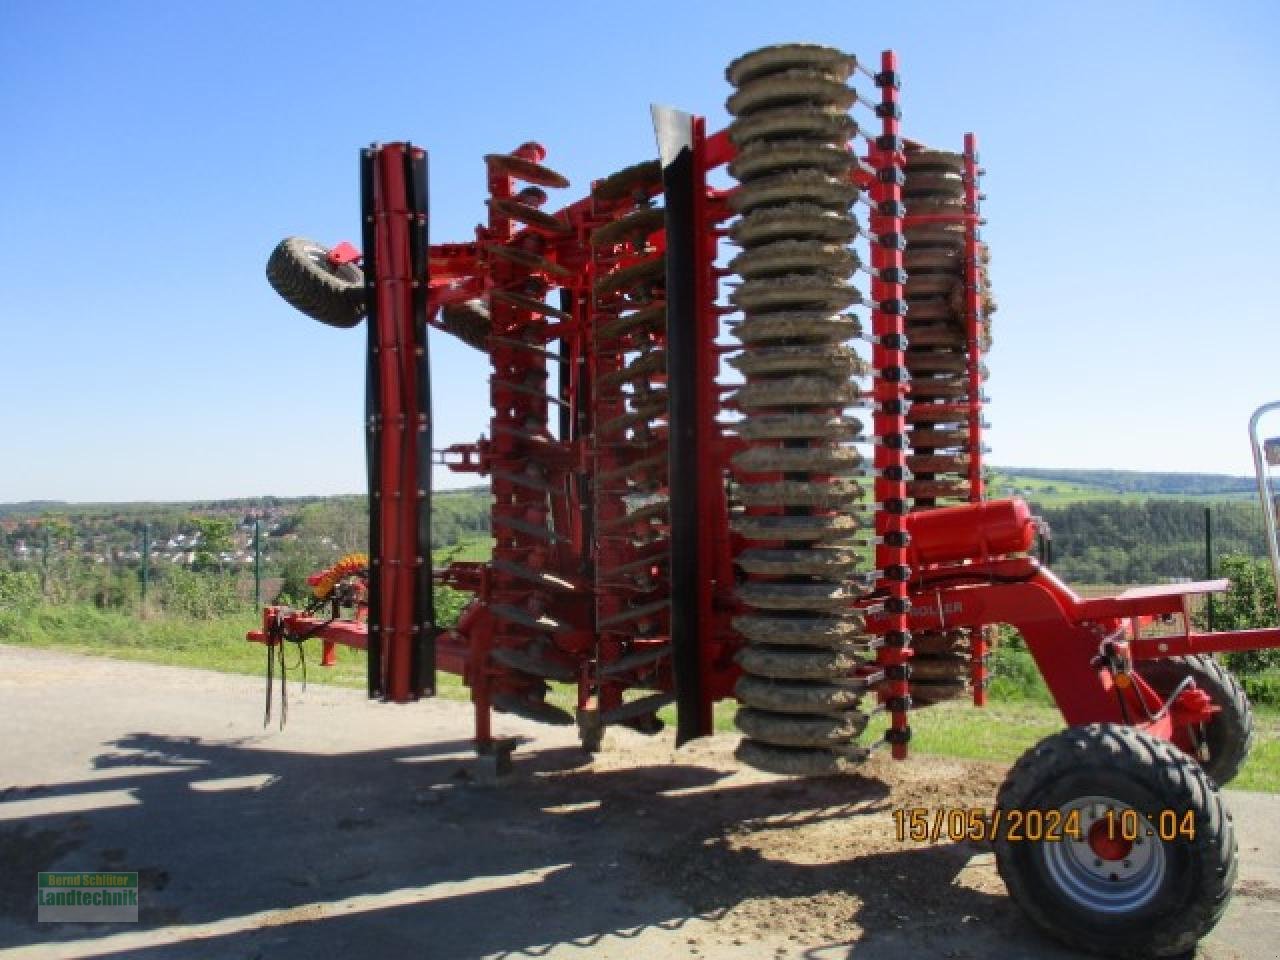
[1040,795,1167,914]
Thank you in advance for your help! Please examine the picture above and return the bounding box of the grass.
[0,604,472,698]
[2,603,1277,793]
[989,472,1253,508]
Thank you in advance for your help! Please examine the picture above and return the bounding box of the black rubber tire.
[1139,654,1254,786]
[994,724,1236,959]
[266,236,367,328]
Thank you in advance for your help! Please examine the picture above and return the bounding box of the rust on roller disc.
[487,196,572,235]
[593,255,665,296]
[731,275,861,313]
[490,289,573,320]
[729,105,857,148]
[729,140,857,181]
[726,43,856,86]
[734,377,863,411]
[486,242,573,278]
[731,614,868,647]
[735,479,867,509]
[735,708,868,748]
[731,168,860,214]
[734,310,861,343]
[905,148,966,173]
[729,344,866,377]
[735,546,863,576]
[590,159,662,203]
[727,69,857,117]
[730,203,858,246]
[590,206,666,247]
[730,239,858,278]
[732,443,863,474]
[484,153,570,189]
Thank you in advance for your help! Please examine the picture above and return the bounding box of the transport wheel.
[994,724,1235,959]
[265,236,366,328]
[1139,655,1254,785]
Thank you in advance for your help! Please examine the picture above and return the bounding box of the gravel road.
[1,645,1277,960]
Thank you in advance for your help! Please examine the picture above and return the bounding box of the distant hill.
[990,467,1256,507]
[2,476,1268,589]
[0,501,68,517]
[0,485,491,519]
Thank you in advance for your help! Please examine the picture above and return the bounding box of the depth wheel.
[1139,654,1254,785]
[265,237,366,328]
[994,724,1236,959]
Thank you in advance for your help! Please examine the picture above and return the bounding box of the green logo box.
[38,872,139,923]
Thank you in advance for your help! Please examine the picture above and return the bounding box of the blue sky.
[1,0,1277,502]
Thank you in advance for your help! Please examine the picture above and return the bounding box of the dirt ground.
[1,645,1278,960]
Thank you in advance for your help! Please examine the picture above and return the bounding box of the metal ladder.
[1248,401,1280,611]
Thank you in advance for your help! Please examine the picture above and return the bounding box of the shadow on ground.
[0,729,1035,959]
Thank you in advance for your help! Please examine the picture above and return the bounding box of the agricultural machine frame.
[255,42,1280,958]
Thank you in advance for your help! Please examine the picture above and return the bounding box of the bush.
[0,570,41,613]
[987,626,1052,703]
[1209,554,1280,677]
[160,569,245,620]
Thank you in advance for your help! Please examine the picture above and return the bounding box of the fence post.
[141,522,151,608]
[41,526,50,597]
[1205,506,1214,631]
[253,517,262,607]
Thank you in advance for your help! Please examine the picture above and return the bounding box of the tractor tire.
[266,237,367,328]
[1139,654,1254,786]
[994,723,1236,960]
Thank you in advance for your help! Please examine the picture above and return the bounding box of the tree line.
[1040,500,1265,585]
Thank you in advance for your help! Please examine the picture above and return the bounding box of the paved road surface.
[1,646,1277,960]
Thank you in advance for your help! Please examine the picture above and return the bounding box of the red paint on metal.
[906,498,1036,567]
[326,240,362,266]
[870,49,912,759]
[1088,819,1133,862]
[249,52,1280,777]
[962,132,985,500]
[369,143,422,704]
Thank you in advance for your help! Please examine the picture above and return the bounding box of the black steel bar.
[361,144,383,699]
[1205,505,1215,631]
[406,144,437,695]
[557,289,573,445]
[655,107,704,746]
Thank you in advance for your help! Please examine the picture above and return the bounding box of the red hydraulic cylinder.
[906,498,1036,567]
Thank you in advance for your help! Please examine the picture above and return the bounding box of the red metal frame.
[869,51,912,759]
[371,143,424,704]
[251,49,1280,775]
[962,133,985,501]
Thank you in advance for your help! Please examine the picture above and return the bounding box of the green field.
[989,469,1255,508]
[4,603,1276,793]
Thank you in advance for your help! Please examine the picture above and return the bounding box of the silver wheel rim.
[1041,795,1167,914]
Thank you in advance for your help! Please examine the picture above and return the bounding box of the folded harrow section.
[901,136,996,705]
[584,161,675,740]
[480,145,587,728]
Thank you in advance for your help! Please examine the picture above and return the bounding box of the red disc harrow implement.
[256,42,1280,959]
